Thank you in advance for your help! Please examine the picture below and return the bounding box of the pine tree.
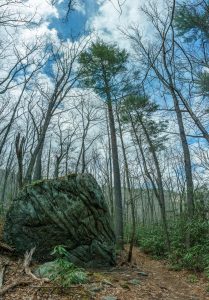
[79,40,129,248]
[174,0,209,41]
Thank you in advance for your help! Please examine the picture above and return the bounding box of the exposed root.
[24,247,49,282]
[0,259,9,288]
[0,280,32,296]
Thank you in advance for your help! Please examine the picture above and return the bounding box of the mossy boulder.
[3,174,116,267]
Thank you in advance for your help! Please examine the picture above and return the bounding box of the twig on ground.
[24,247,50,282]
[0,265,6,288]
[0,280,32,296]
[0,258,10,289]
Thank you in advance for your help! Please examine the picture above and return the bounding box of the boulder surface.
[3,174,115,267]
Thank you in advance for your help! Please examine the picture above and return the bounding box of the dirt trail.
[124,248,209,300]
[1,247,209,300]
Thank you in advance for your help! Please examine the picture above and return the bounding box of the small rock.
[102,279,113,286]
[101,297,117,300]
[89,285,103,292]
[128,279,140,285]
[137,271,148,277]
[120,283,130,289]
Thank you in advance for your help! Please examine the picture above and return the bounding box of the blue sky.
[48,0,99,40]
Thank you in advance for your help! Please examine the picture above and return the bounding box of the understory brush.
[135,215,209,272]
[137,224,167,259]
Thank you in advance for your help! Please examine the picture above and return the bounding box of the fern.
[43,245,87,287]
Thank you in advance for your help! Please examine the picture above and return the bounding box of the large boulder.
[3,174,115,268]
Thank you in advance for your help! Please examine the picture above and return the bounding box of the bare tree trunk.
[172,93,194,219]
[24,119,50,184]
[1,147,14,211]
[81,144,86,173]
[136,145,155,224]
[15,133,25,189]
[116,107,135,261]
[129,114,170,250]
[54,155,61,178]
[107,99,124,249]
[65,147,69,175]
[33,142,44,181]
[106,111,114,218]
[47,139,52,179]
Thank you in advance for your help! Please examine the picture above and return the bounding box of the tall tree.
[24,40,85,184]
[79,40,129,248]
[120,95,171,249]
[125,1,196,220]
[116,104,136,261]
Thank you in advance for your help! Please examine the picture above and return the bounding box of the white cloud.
[0,0,60,52]
[87,0,166,49]
[22,0,59,21]
[18,0,60,43]
[0,0,61,80]
[19,23,58,46]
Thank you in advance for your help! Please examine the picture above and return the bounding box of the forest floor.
[0,220,208,300]
[0,245,209,300]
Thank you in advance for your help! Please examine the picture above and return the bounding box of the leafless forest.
[0,1,209,299]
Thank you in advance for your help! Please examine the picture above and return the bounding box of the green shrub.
[124,223,132,243]
[169,218,209,271]
[42,245,87,287]
[136,216,209,271]
[47,258,87,287]
[137,225,168,258]
[169,243,209,271]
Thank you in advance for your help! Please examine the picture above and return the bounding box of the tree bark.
[107,99,124,248]
[116,107,135,261]
[129,114,170,249]
[15,133,25,189]
[170,91,194,219]
[33,142,44,181]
